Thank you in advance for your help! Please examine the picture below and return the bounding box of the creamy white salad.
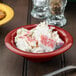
[15,21,64,53]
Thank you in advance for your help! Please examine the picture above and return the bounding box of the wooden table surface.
[0,0,76,76]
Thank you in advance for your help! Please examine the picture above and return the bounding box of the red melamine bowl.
[5,24,73,62]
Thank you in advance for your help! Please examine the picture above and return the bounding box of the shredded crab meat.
[15,21,64,53]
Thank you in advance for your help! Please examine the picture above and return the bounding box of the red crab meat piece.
[41,35,56,48]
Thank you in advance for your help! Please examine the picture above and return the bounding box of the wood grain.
[0,0,28,76]
[63,2,76,76]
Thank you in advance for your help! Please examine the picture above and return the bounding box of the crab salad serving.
[15,21,64,53]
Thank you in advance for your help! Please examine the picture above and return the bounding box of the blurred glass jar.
[46,0,67,27]
[31,0,50,19]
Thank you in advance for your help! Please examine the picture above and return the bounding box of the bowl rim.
[5,24,73,59]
